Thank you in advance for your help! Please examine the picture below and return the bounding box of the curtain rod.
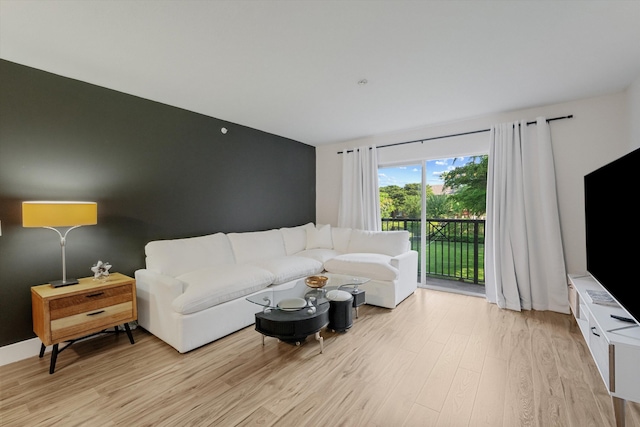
[337,114,573,154]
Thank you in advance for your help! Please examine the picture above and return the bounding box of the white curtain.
[338,145,381,231]
[485,118,569,314]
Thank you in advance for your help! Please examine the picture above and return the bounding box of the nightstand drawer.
[51,301,134,342]
[49,285,132,320]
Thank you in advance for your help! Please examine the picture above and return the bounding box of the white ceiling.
[1,1,639,147]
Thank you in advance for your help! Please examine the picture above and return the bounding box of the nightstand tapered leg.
[124,323,135,345]
[49,344,59,374]
[39,343,46,358]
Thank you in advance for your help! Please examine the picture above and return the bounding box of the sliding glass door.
[379,156,487,290]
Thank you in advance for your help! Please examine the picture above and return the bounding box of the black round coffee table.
[254,302,330,353]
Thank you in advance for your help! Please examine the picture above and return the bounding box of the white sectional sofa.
[135,223,418,353]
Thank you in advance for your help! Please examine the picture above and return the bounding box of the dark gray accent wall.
[0,59,316,346]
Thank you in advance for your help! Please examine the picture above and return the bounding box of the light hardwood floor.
[2,288,639,426]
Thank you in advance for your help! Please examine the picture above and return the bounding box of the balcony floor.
[420,277,485,298]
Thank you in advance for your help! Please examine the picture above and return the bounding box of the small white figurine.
[91,260,112,280]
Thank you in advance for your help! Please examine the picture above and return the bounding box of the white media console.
[568,273,640,427]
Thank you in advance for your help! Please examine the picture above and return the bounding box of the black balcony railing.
[381,218,485,285]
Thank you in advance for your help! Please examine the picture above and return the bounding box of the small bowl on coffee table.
[305,275,328,289]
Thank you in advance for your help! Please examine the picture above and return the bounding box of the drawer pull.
[591,326,600,337]
[87,310,105,316]
[85,292,105,298]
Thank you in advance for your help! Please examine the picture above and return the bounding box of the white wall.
[316,90,633,277]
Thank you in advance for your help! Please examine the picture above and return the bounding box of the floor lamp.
[22,201,97,287]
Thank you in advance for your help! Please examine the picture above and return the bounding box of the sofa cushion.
[296,248,342,264]
[331,226,352,253]
[172,265,275,315]
[347,230,410,256]
[145,233,235,277]
[280,222,314,255]
[306,223,333,249]
[253,256,323,285]
[324,253,400,281]
[227,229,286,264]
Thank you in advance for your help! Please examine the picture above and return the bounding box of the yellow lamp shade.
[22,201,97,228]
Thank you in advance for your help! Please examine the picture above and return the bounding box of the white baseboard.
[0,338,48,367]
[0,322,139,367]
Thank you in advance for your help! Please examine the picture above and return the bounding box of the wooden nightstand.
[31,272,137,374]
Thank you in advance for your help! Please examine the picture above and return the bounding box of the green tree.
[380,182,435,218]
[380,185,404,216]
[440,155,488,217]
[426,194,453,218]
[404,183,421,197]
[400,194,421,218]
[379,192,395,218]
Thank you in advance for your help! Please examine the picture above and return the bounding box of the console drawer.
[588,315,611,389]
[568,282,579,318]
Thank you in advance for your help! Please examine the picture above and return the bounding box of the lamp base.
[51,278,79,288]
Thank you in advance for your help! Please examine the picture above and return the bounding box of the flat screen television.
[584,147,640,325]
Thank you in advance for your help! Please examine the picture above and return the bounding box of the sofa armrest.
[134,269,185,335]
[390,250,419,302]
[390,250,418,270]
[135,269,185,298]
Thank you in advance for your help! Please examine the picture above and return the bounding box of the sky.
[378,157,474,187]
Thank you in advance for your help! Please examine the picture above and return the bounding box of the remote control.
[610,314,636,323]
